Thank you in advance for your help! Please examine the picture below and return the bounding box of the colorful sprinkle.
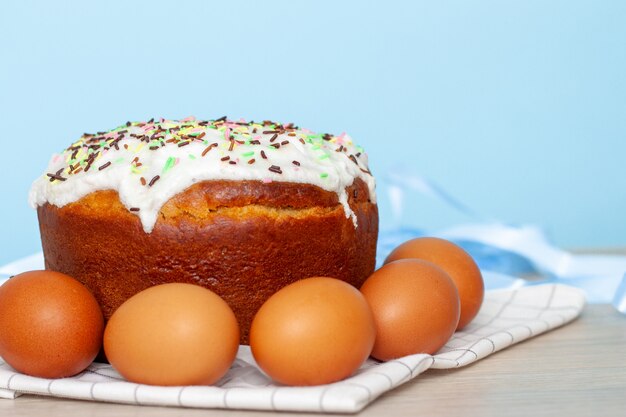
[163,156,176,173]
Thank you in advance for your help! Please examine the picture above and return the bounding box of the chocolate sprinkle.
[98,161,112,171]
[202,144,216,157]
[268,165,282,174]
[46,173,66,182]
[148,175,160,187]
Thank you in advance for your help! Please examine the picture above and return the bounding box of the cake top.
[29,116,376,233]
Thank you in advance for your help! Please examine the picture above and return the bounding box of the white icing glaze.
[29,117,376,233]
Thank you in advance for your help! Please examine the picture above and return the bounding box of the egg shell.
[0,270,104,378]
[250,277,376,386]
[384,237,484,330]
[103,283,239,386]
[360,259,460,360]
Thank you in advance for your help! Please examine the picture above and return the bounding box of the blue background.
[1,0,625,265]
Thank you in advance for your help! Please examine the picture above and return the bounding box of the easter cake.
[29,117,378,343]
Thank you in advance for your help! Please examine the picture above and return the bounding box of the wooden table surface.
[1,304,624,417]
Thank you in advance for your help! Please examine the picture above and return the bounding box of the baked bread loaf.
[30,117,378,343]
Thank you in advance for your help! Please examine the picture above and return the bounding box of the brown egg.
[104,283,239,386]
[0,270,104,378]
[360,259,460,360]
[385,237,484,329]
[250,277,376,386]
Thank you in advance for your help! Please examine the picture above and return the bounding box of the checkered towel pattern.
[0,283,585,413]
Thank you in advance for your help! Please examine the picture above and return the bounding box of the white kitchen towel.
[0,283,585,413]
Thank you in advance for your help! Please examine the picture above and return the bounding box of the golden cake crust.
[38,178,378,344]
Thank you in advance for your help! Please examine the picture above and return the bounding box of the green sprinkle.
[163,156,176,173]
[188,154,196,160]
[311,145,321,151]
[319,154,330,160]
[320,173,328,178]
[115,157,125,163]
[242,151,255,157]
